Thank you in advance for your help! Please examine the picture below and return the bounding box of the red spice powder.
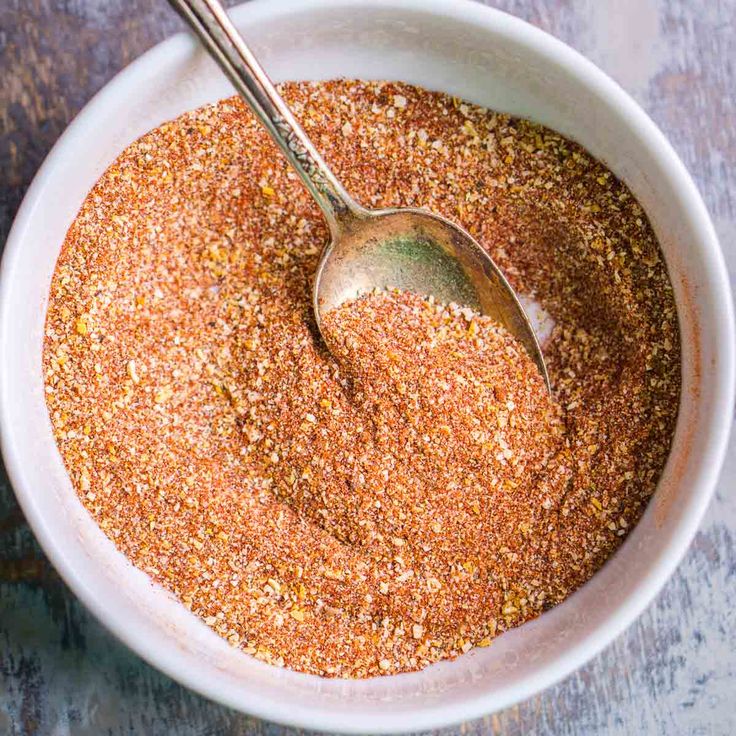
[42,80,680,677]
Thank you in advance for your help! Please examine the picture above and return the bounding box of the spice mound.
[43,80,681,677]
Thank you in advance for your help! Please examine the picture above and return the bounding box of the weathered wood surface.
[1,0,734,733]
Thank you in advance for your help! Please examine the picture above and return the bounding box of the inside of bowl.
[2,1,725,729]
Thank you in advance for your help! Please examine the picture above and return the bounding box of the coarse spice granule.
[42,80,681,677]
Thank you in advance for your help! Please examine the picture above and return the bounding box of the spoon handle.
[169,0,363,234]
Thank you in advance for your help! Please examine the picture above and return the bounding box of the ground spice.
[42,80,680,677]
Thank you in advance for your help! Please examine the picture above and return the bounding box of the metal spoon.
[169,0,549,387]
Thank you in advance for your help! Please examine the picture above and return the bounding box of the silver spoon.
[169,0,549,387]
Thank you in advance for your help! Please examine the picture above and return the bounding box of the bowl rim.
[1,0,734,732]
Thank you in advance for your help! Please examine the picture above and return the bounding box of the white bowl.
[1,0,733,731]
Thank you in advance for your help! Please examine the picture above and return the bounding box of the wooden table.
[1,1,734,733]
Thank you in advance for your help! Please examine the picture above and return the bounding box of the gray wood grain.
[1,1,734,734]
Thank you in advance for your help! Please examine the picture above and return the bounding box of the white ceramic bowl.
[1,0,733,732]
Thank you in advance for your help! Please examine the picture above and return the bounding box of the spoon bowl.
[314,207,548,383]
[172,0,549,385]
